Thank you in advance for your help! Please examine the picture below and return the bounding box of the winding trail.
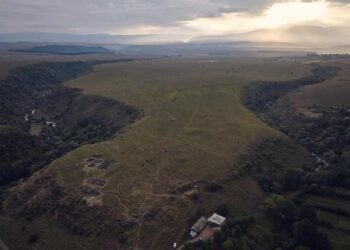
[134,146,172,249]
[103,191,132,220]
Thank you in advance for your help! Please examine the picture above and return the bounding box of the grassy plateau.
[0,57,313,249]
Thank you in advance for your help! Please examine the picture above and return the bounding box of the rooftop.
[191,216,207,232]
[208,213,226,226]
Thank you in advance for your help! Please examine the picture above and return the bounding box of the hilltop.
[11,45,113,55]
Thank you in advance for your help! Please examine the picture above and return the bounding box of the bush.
[205,182,223,192]
[298,204,318,223]
[28,233,40,244]
[216,203,229,217]
[222,240,234,250]
[190,191,200,201]
[281,168,305,190]
[293,219,331,250]
[264,194,298,227]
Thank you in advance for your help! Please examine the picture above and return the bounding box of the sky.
[1,0,350,43]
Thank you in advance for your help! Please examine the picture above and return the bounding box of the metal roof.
[191,216,207,232]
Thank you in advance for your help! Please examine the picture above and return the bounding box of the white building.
[208,213,226,227]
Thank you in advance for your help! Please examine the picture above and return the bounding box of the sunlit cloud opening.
[257,1,327,29]
[115,25,165,35]
[179,0,350,36]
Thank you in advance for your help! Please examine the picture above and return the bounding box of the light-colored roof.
[191,216,207,232]
[208,213,226,226]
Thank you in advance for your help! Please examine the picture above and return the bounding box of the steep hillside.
[0,61,140,186]
[243,59,350,250]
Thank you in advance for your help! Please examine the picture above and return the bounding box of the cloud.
[0,0,349,44]
[0,0,274,34]
[180,1,350,36]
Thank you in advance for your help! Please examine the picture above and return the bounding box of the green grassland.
[0,57,313,249]
[289,60,350,108]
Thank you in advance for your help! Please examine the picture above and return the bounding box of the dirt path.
[0,238,9,250]
[103,191,132,220]
[186,143,221,157]
[134,146,172,249]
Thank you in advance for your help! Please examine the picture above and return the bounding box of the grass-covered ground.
[289,60,350,108]
[0,57,313,249]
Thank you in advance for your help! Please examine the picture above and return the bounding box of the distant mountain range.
[193,26,350,46]
[10,45,113,55]
[1,25,349,54]
[0,32,182,45]
[1,26,349,46]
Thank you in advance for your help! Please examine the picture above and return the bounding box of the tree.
[298,204,318,223]
[216,203,229,217]
[293,219,331,250]
[223,239,234,250]
[281,168,304,190]
[190,190,200,201]
[28,233,40,244]
[264,194,298,228]
[213,230,225,245]
[205,182,223,192]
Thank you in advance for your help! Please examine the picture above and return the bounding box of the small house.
[190,217,207,238]
[208,213,226,227]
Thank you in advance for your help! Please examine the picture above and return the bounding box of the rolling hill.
[11,45,113,55]
[0,58,316,249]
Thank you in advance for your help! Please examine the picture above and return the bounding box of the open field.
[290,60,350,108]
[0,57,314,249]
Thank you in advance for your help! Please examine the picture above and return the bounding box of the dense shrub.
[293,219,331,250]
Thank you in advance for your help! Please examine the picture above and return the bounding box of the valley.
[243,57,350,250]
[0,54,349,250]
[0,59,140,187]
[1,1,350,249]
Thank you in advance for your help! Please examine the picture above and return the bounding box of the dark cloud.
[0,0,273,33]
[0,0,349,35]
